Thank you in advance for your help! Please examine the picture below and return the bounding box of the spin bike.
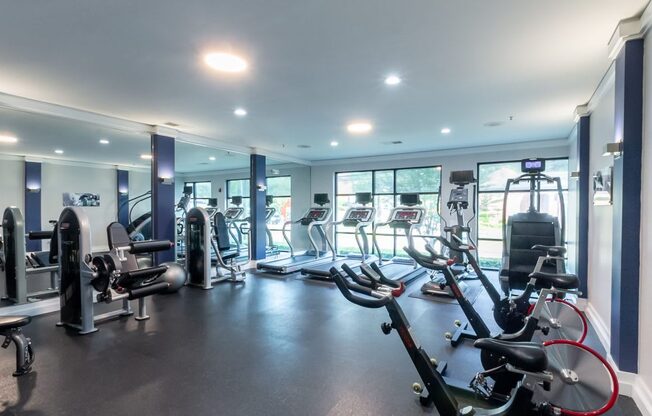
[329,266,619,416]
[435,236,587,344]
[404,245,585,355]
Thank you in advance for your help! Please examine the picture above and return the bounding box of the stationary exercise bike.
[434,236,586,343]
[405,245,586,354]
[329,266,619,415]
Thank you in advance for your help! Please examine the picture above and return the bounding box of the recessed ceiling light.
[330,141,339,147]
[54,149,64,154]
[384,74,401,86]
[209,156,216,161]
[234,108,247,117]
[441,127,451,134]
[140,154,152,160]
[204,52,248,73]
[0,135,18,144]
[347,122,373,134]
[99,139,110,145]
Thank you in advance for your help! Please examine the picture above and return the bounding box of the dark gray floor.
[0,271,641,415]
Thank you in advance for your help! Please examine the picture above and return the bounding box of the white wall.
[586,79,615,338]
[638,32,652,401]
[311,141,570,248]
[41,162,116,250]
[0,157,24,213]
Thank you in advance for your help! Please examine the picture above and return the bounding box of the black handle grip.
[329,268,390,309]
[128,281,169,299]
[364,263,401,289]
[28,231,53,240]
[129,240,173,254]
[425,243,449,260]
[403,246,446,271]
[341,263,374,288]
[120,265,168,281]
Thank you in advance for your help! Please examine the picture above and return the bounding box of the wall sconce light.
[118,188,129,195]
[26,186,41,193]
[570,171,580,179]
[159,176,174,185]
[602,141,623,158]
[257,184,267,192]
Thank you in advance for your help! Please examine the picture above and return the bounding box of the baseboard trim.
[585,301,611,351]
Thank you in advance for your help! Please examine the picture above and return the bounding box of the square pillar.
[250,154,267,260]
[24,161,42,252]
[117,169,129,227]
[151,134,175,264]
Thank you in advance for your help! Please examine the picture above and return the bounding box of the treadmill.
[256,193,335,274]
[371,193,431,285]
[300,192,376,279]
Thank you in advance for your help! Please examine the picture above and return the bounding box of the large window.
[476,158,569,269]
[267,176,291,251]
[335,167,441,258]
[226,176,292,251]
[185,181,212,208]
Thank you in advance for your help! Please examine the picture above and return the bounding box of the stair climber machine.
[185,206,247,289]
[300,192,376,279]
[328,265,619,415]
[56,207,182,334]
[371,193,431,285]
[2,207,59,304]
[223,196,249,261]
[125,186,193,242]
[238,195,279,257]
[421,170,476,297]
[500,158,566,294]
[257,193,335,274]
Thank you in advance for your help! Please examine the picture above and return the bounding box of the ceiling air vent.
[483,121,503,127]
[297,144,311,149]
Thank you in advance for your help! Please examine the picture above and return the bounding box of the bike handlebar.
[403,246,448,271]
[329,267,391,309]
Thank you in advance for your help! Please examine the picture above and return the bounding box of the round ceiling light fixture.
[204,52,248,73]
[0,135,18,144]
[234,108,247,117]
[440,127,451,134]
[347,121,373,135]
[384,74,401,86]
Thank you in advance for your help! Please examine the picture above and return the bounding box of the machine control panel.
[224,207,245,220]
[300,208,330,225]
[390,209,423,224]
[341,207,374,226]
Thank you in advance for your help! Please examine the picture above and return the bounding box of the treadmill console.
[300,208,330,225]
[342,207,374,226]
[390,209,423,226]
[224,207,244,220]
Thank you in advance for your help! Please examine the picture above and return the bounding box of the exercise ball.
[159,262,186,293]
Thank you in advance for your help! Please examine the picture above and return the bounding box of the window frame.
[476,157,569,269]
[334,165,442,258]
[184,181,212,208]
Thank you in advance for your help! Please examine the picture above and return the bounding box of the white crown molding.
[151,125,179,138]
[573,104,590,122]
[608,16,644,61]
[310,138,568,167]
[251,147,312,166]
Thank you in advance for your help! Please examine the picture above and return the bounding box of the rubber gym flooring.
[0,270,640,415]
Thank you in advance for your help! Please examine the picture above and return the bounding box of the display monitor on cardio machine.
[256,193,335,274]
[370,193,430,286]
[300,192,376,279]
[500,158,566,294]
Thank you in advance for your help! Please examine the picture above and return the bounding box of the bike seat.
[528,271,579,289]
[531,245,566,256]
[474,338,548,373]
[0,316,31,331]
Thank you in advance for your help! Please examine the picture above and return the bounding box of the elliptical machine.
[421,170,476,297]
[329,265,619,415]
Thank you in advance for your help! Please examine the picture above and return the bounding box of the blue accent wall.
[24,161,42,251]
[151,134,176,264]
[577,116,590,298]
[117,170,129,227]
[250,154,267,260]
[610,39,643,373]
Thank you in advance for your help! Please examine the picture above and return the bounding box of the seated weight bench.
[0,315,34,376]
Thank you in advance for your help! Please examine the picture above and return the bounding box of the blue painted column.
[610,39,643,373]
[151,134,176,264]
[576,116,590,299]
[249,154,267,260]
[117,169,129,227]
[24,161,42,251]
